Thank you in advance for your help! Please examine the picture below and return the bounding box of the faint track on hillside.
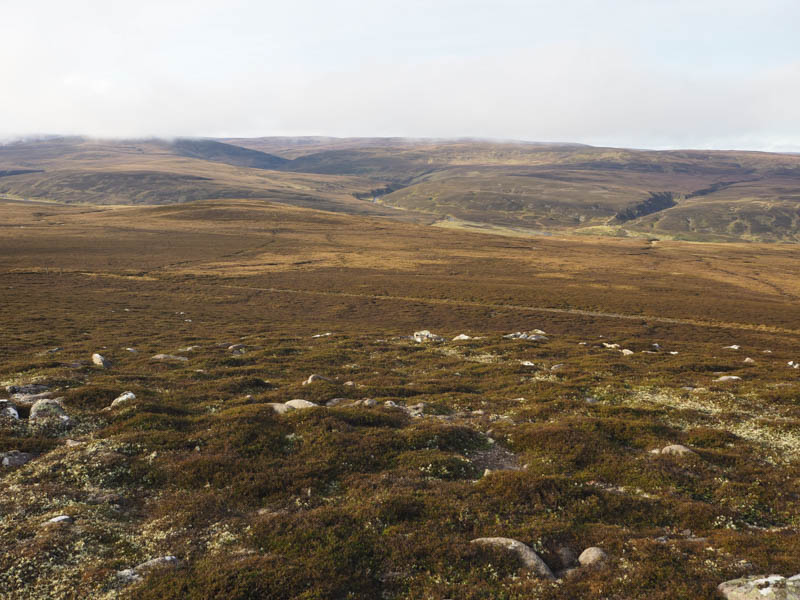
[211,282,800,336]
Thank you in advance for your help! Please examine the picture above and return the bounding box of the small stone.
[453,334,472,341]
[471,537,555,579]
[125,347,137,353]
[621,349,634,356]
[723,345,741,350]
[228,344,246,353]
[45,515,74,525]
[743,357,755,364]
[578,546,608,567]
[715,375,742,382]
[302,374,333,385]
[110,391,136,409]
[2,450,34,467]
[362,398,377,407]
[267,403,290,414]
[92,353,111,368]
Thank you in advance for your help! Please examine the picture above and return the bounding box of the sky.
[2,0,800,150]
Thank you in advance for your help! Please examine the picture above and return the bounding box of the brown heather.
[0,197,798,599]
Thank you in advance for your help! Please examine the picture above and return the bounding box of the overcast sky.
[3,0,799,150]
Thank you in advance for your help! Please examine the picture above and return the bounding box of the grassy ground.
[0,198,798,599]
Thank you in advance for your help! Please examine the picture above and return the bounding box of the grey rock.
[578,546,608,567]
[29,398,70,422]
[285,399,318,410]
[92,353,111,368]
[2,450,34,467]
[362,398,377,407]
[718,574,800,600]
[471,537,555,579]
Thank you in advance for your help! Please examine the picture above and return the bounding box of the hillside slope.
[1,137,800,241]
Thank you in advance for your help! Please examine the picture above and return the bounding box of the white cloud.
[1,0,799,150]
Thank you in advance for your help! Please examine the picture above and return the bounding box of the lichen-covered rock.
[29,398,70,422]
[717,574,800,599]
[471,537,555,579]
[2,450,34,467]
[578,546,608,567]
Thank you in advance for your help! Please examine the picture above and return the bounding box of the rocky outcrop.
[717,574,800,600]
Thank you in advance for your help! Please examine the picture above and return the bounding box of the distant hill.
[1,136,800,241]
[170,138,289,170]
